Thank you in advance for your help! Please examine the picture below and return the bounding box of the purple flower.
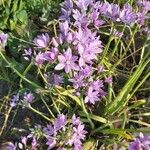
[31,137,38,150]
[105,76,112,84]
[72,114,81,126]
[129,133,150,150]
[46,138,56,150]
[97,65,104,73]
[54,114,67,131]
[90,10,105,28]
[0,33,8,48]
[74,28,102,66]
[53,74,63,85]
[52,37,59,47]
[35,52,46,65]
[44,48,58,62]
[67,120,87,150]
[34,33,50,48]
[55,47,79,73]
[59,21,69,38]
[73,9,89,29]
[75,0,91,12]
[119,4,136,24]
[85,86,99,104]
[73,124,87,140]
[129,139,142,150]
[69,73,85,89]
[138,0,150,12]
[97,2,110,15]
[103,2,120,21]
[59,0,73,21]
[137,11,148,25]
[44,73,63,87]
[43,125,54,136]
[23,48,32,60]
[10,94,20,107]
[80,65,93,78]
[21,136,28,145]
[24,92,34,103]
[1,142,17,150]
[90,80,104,91]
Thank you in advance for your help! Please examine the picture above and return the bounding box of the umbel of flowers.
[0,0,150,150]
[18,114,87,150]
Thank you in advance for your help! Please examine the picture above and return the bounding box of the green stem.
[19,62,33,87]
[40,95,55,118]
[111,25,126,57]
[112,25,139,70]
[81,98,95,129]
[37,67,48,84]
[50,92,60,114]
[0,51,41,89]
[29,106,52,122]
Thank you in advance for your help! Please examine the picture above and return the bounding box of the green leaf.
[17,10,28,23]
[106,57,150,115]
[55,86,81,106]
[9,19,16,30]
[11,0,19,12]
[79,111,108,124]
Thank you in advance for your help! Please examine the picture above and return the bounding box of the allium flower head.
[104,2,120,21]
[44,114,86,150]
[75,0,91,12]
[119,4,136,24]
[73,9,89,29]
[59,21,69,37]
[34,33,50,48]
[0,32,8,48]
[55,47,79,73]
[10,94,20,107]
[72,114,81,126]
[24,92,34,103]
[69,73,85,89]
[138,0,150,12]
[85,86,99,104]
[54,114,67,131]
[129,133,150,150]
[129,139,142,150]
[90,10,105,28]
[35,52,46,65]
[44,48,58,62]
[43,125,54,136]
[59,0,73,21]
[46,138,56,150]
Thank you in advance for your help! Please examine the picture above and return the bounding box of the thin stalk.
[10,35,36,46]
[112,25,138,69]
[37,67,48,84]
[81,98,95,129]
[40,95,55,118]
[50,92,60,114]
[128,70,150,100]
[19,62,33,87]
[29,106,52,122]
[0,107,12,136]
[111,25,126,57]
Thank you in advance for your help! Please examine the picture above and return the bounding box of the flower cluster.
[0,32,8,48]
[10,92,34,108]
[129,133,150,150]
[44,114,87,150]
